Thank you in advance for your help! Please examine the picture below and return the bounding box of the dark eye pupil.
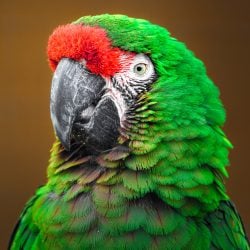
[134,64,147,75]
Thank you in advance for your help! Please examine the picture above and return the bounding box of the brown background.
[0,0,249,248]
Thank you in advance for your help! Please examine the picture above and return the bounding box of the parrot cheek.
[50,58,120,152]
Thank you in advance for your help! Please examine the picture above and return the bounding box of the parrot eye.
[133,63,147,76]
[129,54,155,81]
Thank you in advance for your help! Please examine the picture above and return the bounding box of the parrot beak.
[50,58,120,152]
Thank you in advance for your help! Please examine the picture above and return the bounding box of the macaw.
[9,14,249,250]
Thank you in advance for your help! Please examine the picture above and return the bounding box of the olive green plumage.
[9,14,249,250]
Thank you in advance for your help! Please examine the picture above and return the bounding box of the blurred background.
[0,0,249,248]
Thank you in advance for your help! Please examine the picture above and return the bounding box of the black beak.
[50,58,120,152]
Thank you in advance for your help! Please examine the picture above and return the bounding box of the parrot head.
[48,22,157,153]
[47,15,231,181]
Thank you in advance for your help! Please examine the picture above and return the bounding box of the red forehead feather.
[47,24,124,77]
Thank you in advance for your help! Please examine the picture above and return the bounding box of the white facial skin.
[103,53,156,128]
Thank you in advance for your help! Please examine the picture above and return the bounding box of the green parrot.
[9,14,249,250]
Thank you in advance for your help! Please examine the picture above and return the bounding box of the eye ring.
[133,63,147,76]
